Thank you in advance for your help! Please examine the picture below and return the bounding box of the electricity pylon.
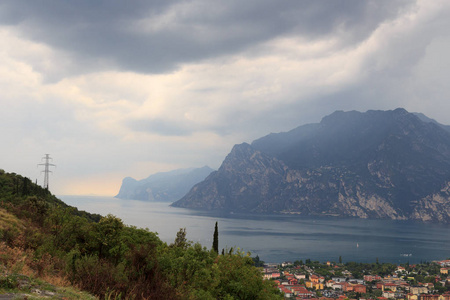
[38,154,56,190]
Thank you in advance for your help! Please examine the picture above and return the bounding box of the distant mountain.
[115,166,214,202]
[172,108,450,223]
[413,112,450,133]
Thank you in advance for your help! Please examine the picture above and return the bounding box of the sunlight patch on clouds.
[0,29,43,99]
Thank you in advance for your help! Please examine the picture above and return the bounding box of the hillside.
[172,108,450,223]
[0,169,281,299]
[115,166,214,201]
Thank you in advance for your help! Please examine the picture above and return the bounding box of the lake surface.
[59,195,450,264]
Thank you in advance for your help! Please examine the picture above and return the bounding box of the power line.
[38,154,56,190]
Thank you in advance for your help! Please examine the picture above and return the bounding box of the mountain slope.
[172,109,450,223]
[115,166,214,201]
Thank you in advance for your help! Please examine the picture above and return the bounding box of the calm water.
[59,195,450,264]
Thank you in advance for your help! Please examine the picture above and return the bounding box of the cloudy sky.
[1,0,449,196]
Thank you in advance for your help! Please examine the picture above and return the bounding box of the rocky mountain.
[172,108,450,223]
[115,166,214,202]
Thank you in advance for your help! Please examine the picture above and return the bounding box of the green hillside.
[0,169,281,299]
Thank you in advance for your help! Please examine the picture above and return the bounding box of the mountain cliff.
[115,166,214,202]
[172,109,450,223]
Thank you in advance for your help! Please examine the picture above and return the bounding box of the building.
[409,286,428,295]
[365,275,382,282]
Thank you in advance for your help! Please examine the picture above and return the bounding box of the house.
[440,268,449,275]
[295,273,306,280]
[349,279,365,285]
[420,295,440,300]
[407,293,419,300]
[436,260,450,267]
[280,280,290,285]
[353,284,367,293]
[383,291,396,299]
[279,285,294,298]
[365,275,382,282]
[340,282,351,292]
[423,283,434,289]
[326,280,335,288]
[282,261,293,267]
[382,283,398,292]
[263,271,281,280]
[306,281,324,290]
[292,286,315,298]
[272,272,281,279]
[342,270,352,277]
[341,283,366,293]
[322,290,340,298]
[409,286,428,295]
[263,267,278,277]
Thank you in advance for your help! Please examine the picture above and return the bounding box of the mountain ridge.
[115,166,214,202]
[172,108,450,223]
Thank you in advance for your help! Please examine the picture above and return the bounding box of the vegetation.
[0,170,282,299]
[212,221,219,254]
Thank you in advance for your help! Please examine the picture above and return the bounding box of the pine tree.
[212,221,218,253]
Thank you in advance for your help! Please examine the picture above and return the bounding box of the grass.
[0,207,25,231]
[0,271,97,299]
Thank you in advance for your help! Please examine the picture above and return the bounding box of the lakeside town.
[260,258,450,300]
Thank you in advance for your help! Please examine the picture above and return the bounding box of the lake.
[59,195,450,264]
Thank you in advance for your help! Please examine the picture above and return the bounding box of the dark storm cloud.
[0,0,414,75]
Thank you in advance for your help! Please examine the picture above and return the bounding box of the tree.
[252,255,265,267]
[172,227,190,249]
[294,260,302,266]
[212,221,218,254]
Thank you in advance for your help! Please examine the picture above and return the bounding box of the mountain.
[172,108,450,223]
[115,166,214,202]
[413,112,450,133]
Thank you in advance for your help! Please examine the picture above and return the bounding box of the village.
[262,259,450,300]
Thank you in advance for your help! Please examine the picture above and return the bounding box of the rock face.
[172,109,450,223]
[115,166,214,202]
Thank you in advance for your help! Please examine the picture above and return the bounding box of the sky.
[1,0,450,196]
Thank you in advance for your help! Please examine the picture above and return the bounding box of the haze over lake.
[60,195,450,264]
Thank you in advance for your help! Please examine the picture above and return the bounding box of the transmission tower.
[38,154,56,190]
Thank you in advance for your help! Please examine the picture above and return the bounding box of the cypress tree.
[212,221,218,253]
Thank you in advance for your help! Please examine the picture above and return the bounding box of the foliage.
[0,170,281,299]
[252,255,265,267]
[344,261,397,278]
[213,221,219,254]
